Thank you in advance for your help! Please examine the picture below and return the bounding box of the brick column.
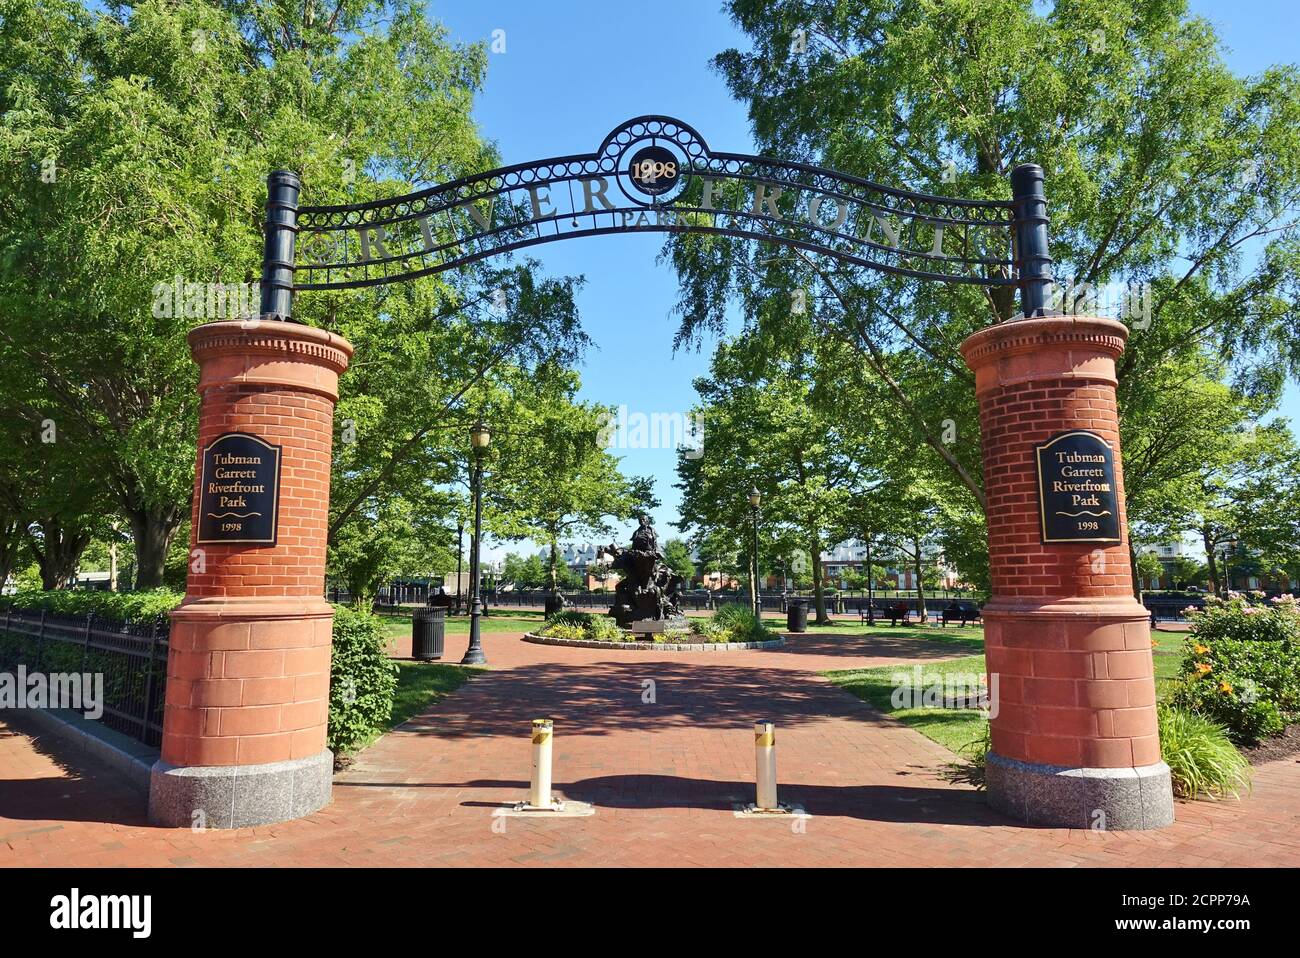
[960,316,1173,829]
[149,319,352,828]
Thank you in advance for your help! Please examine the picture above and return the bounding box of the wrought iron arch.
[258,115,1054,321]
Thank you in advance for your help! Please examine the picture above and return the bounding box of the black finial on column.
[1010,164,1054,319]
[259,170,301,322]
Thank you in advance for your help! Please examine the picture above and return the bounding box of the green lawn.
[827,654,990,755]
[828,628,1188,758]
[378,609,546,642]
[769,615,987,648]
[351,661,482,754]
[1152,629,1186,695]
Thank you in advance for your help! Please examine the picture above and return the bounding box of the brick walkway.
[2,629,1297,867]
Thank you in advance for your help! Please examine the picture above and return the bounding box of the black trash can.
[787,600,809,633]
[412,606,445,660]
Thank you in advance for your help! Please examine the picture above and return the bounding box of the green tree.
[0,0,590,590]
[676,329,873,623]
[490,387,655,594]
[668,0,1300,589]
[662,538,697,582]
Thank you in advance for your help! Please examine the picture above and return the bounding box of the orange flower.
[1195,662,1213,675]
[1193,643,1210,655]
[1219,681,1234,694]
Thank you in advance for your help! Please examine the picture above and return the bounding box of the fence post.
[81,613,93,674]
[35,609,47,674]
[140,620,160,743]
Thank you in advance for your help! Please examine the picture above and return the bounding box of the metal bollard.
[530,718,555,809]
[754,720,778,810]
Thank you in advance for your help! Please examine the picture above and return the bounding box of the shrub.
[1158,705,1252,800]
[538,622,587,641]
[586,615,624,640]
[540,609,633,641]
[328,605,398,755]
[1172,594,1300,743]
[690,603,772,643]
[545,609,593,629]
[0,588,183,623]
[940,720,990,790]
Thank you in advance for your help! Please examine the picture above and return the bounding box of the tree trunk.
[548,541,559,593]
[30,517,91,590]
[1202,527,1220,596]
[127,508,181,590]
[0,513,23,590]
[912,536,927,621]
[811,530,830,624]
[1128,541,1144,601]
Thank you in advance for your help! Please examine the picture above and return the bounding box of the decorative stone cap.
[960,316,1128,397]
[170,594,336,622]
[188,319,354,402]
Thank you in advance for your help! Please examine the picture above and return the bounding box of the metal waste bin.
[412,606,445,660]
[787,600,809,633]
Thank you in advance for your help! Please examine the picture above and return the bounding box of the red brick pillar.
[149,319,352,828]
[960,316,1173,829]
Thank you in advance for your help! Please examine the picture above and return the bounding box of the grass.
[1159,704,1252,800]
[351,661,482,753]
[378,609,546,642]
[826,654,990,754]
[827,629,1187,762]
[773,615,988,648]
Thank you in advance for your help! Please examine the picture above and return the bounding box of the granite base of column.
[986,751,1175,830]
[148,750,332,829]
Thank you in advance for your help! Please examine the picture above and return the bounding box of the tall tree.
[490,385,656,594]
[676,328,874,623]
[667,0,1300,585]
[0,0,589,589]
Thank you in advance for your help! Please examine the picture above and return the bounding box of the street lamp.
[454,521,464,615]
[1221,535,1239,598]
[461,422,491,666]
[749,486,762,619]
[865,535,876,625]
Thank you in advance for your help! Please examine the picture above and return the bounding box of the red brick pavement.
[1,628,1297,867]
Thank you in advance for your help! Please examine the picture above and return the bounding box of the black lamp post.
[749,486,762,619]
[461,422,491,666]
[455,521,464,615]
[1221,536,1238,599]
[865,536,875,625]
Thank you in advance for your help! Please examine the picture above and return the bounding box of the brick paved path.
[2,629,1297,867]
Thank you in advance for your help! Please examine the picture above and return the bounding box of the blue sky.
[424,0,1299,559]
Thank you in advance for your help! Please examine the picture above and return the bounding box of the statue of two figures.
[599,516,687,630]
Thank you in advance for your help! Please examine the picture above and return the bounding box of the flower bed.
[530,606,783,650]
[1172,592,1300,744]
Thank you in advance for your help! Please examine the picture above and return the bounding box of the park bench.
[940,604,981,627]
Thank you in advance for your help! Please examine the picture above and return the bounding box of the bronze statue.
[599,516,685,628]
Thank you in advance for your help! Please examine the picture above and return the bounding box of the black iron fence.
[0,608,169,747]
[330,579,1211,625]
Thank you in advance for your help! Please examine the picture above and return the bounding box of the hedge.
[0,589,395,755]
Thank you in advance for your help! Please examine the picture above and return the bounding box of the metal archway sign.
[258,115,1054,321]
